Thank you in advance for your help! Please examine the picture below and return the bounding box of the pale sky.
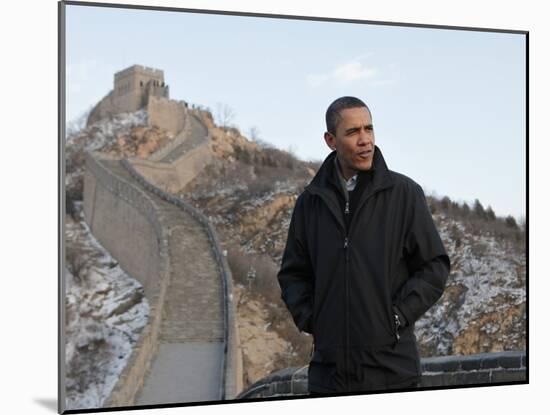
[65,4,526,220]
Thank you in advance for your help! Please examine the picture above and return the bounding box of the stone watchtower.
[86,64,170,126]
[113,65,169,113]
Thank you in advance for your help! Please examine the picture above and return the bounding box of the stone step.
[162,324,222,334]
[159,333,224,343]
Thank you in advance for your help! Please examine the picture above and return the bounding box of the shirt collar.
[333,156,358,193]
[345,174,358,191]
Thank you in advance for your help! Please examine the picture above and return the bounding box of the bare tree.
[248,126,272,148]
[215,102,236,129]
[248,126,261,141]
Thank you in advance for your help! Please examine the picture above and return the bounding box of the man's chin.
[356,162,373,171]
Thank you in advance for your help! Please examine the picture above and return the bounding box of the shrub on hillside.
[66,245,89,282]
[429,194,525,254]
[505,215,518,229]
[226,245,280,302]
[66,180,84,221]
[233,141,300,171]
[449,223,462,248]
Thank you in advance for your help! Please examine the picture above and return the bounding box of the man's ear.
[324,132,336,151]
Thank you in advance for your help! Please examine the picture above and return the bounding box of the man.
[277,96,450,394]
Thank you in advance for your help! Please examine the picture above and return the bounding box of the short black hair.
[325,96,371,135]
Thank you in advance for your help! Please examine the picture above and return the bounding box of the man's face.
[324,106,375,180]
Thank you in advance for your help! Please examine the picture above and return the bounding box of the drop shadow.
[34,398,58,413]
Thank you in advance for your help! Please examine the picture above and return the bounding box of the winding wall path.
[127,111,213,193]
[84,111,242,407]
[104,159,225,405]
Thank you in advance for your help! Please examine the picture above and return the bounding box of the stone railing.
[236,351,527,399]
[420,350,526,386]
[83,151,172,407]
[120,158,242,399]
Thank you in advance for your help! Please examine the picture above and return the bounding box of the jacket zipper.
[346,189,397,336]
[344,200,350,391]
[307,185,393,389]
[343,236,349,391]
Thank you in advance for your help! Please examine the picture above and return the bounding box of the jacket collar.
[307,145,394,197]
[305,146,394,234]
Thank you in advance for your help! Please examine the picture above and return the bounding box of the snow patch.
[64,207,149,410]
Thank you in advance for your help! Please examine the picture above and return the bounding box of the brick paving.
[102,152,224,404]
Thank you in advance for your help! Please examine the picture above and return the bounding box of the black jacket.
[277,146,450,393]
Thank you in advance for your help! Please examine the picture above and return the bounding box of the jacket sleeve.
[277,194,315,334]
[394,183,450,327]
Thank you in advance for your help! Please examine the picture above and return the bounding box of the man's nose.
[357,129,371,145]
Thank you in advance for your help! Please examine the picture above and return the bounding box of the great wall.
[82,65,242,406]
[77,65,526,408]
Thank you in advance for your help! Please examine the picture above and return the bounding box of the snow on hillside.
[65,110,148,192]
[65,204,149,410]
[66,109,148,147]
[415,214,525,356]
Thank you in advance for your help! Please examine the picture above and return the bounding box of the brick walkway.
[102,159,224,404]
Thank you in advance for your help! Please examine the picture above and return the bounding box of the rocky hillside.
[65,109,174,213]
[65,205,149,409]
[417,210,525,356]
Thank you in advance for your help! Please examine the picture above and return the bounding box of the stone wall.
[129,140,213,193]
[83,152,163,298]
[236,351,527,399]
[120,159,244,399]
[146,109,192,162]
[421,351,526,386]
[83,151,172,407]
[81,103,241,402]
[147,96,186,136]
[86,91,117,127]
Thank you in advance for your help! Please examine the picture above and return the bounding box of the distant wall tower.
[113,65,169,113]
[87,64,171,126]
